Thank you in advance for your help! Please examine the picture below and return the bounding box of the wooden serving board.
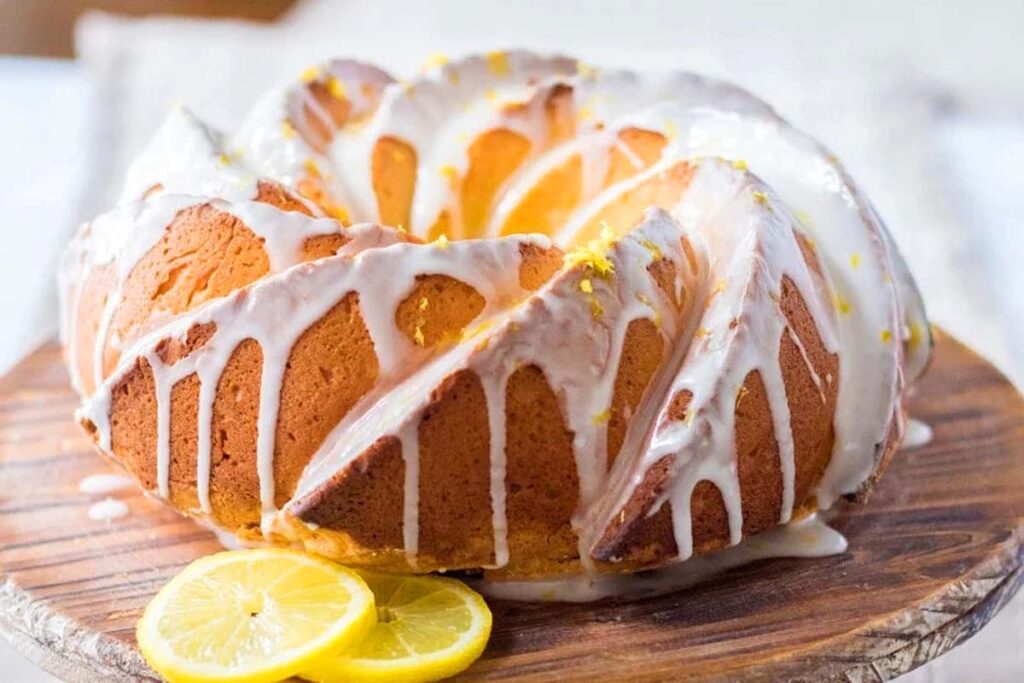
[1,331,1023,682]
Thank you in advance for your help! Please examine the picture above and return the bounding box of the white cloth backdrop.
[1,0,1022,679]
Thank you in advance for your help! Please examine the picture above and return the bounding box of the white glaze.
[477,513,846,602]
[328,52,576,235]
[904,418,933,449]
[399,424,421,568]
[120,106,256,204]
[60,192,347,397]
[87,498,129,522]
[571,160,839,562]
[637,105,905,508]
[78,473,134,496]
[233,59,394,204]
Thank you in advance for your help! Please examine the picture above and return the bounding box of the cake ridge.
[282,206,704,573]
[79,230,558,531]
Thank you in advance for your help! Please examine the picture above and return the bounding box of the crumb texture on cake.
[61,52,931,579]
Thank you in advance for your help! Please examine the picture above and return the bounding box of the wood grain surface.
[0,1,296,59]
[1,331,1022,682]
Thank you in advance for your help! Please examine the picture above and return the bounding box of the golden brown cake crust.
[87,239,566,555]
[79,190,850,578]
[591,269,841,567]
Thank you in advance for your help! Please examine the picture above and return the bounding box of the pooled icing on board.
[477,513,847,602]
[87,497,129,522]
[904,418,933,449]
[78,473,134,496]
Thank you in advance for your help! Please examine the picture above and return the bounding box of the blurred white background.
[1,0,1023,680]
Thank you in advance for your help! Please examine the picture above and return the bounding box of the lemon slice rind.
[305,571,492,683]
[137,548,375,683]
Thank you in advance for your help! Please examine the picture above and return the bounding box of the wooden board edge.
[3,332,1024,681]
[3,534,1022,683]
[828,528,1024,681]
[693,528,1024,683]
[0,575,156,682]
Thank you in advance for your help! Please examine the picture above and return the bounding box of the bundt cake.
[60,51,931,581]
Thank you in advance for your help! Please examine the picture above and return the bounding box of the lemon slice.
[305,571,493,683]
[137,548,375,683]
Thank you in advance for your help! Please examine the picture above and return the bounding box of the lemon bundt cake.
[60,52,931,580]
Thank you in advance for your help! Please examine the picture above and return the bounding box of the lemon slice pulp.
[137,548,375,683]
[305,571,493,683]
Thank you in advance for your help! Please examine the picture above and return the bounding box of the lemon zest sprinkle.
[304,158,322,178]
[908,320,924,351]
[329,204,350,224]
[591,409,611,426]
[281,121,297,139]
[563,221,618,277]
[834,293,851,315]
[880,328,893,344]
[731,159,748,171]
[413,326,425,347]
[486,51,509,76]
[434,234,449,249]
[439,164,458,182]
[640,238,663,261]
[418,297,429,311]
[299,65,322,83]
[462,320,493,341]
[579,278,593,294]
[664,120,679,142]
[849,253,861,269]
[638,293,662,327]
[326,76,347,100]
[753,190,769,205]
[421,52,450,71]
[706,279,727,306]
